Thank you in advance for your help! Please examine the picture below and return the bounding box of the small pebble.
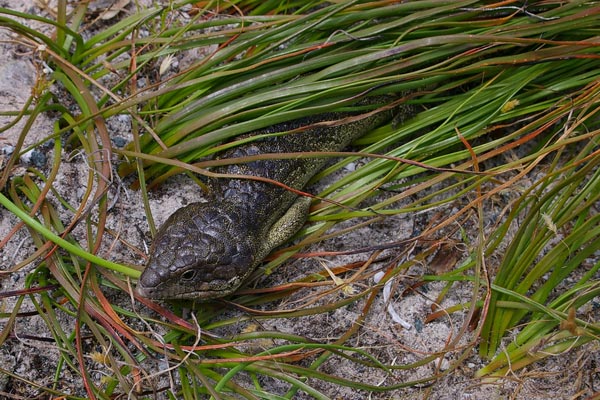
[438,358,451,371]
[111,136,128,148]
[20,149,47,168]
[1,144,15,155]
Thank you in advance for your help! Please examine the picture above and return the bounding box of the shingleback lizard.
[137,96,397,300]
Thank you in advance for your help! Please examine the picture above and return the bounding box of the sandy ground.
[1,1,599,399]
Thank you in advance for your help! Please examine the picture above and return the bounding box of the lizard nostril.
[138,268,161,290]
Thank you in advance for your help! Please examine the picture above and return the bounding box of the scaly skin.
[137,97,396,300]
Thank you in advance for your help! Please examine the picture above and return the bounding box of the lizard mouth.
[136,263,246,300]
[136,281,238,301]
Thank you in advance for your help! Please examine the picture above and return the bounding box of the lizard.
[137,96,398,300]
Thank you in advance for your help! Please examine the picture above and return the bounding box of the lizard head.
[137,202,256,300]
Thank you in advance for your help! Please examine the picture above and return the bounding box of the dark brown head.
[137,202,256,300]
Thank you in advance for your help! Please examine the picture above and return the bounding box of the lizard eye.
[181,270,197,282]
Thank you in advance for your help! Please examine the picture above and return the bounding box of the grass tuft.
[1,0,599,397]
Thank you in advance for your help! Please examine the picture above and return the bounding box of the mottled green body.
[137,98,396,300]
